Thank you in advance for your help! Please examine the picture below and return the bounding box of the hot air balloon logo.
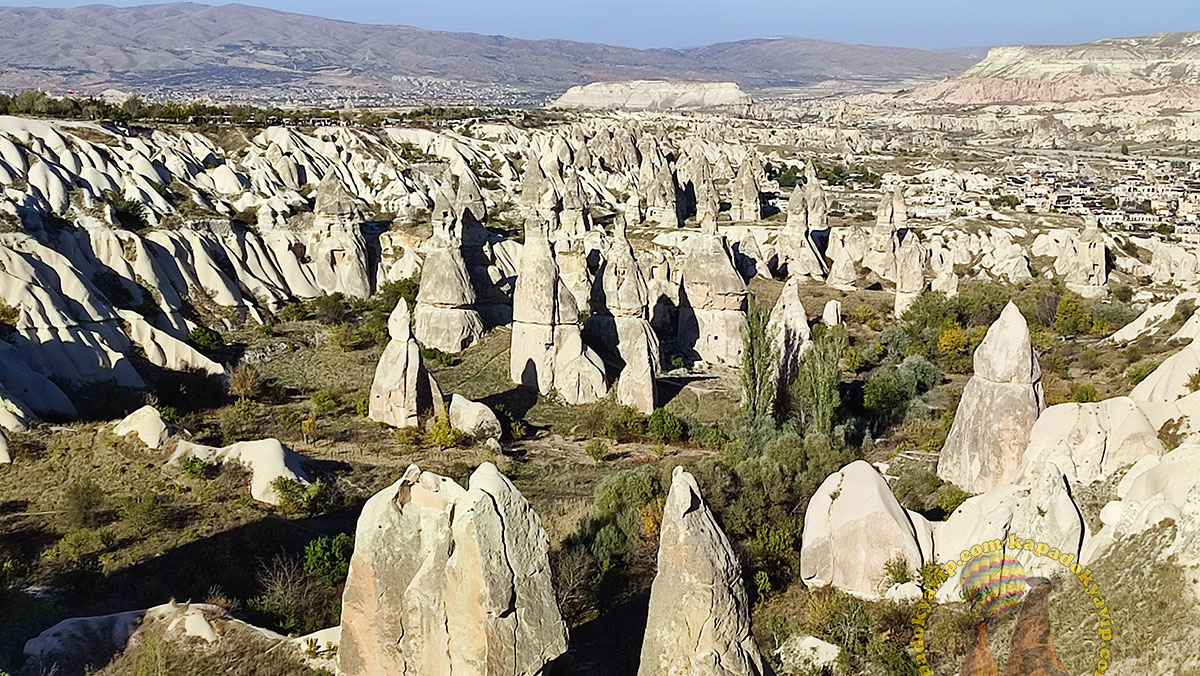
[960,551,1028,620]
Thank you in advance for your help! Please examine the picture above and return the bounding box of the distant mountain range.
[0,2,983,104]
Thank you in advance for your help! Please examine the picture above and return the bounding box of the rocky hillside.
[906,31,1200,106]
[0,3,979,103]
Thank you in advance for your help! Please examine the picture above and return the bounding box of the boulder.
[774,635,839,675]
[369,301,443,428]
[113,405,170,450]
[638,467,764,676]
[448,394,502,442]
[822,299,842,326]
[800,461,933,598]
[938,302,1045,493]
[339,463,567,676]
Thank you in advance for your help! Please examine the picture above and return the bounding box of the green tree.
[1121,143,1130,155]
[787,325,848,436]
[740,296,778,421]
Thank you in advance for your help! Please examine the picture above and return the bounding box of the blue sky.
[7,0,1199,48]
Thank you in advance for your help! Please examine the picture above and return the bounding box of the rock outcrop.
[588,217,659,412]
[168,438,310,505]
[1019,396,1163,483]
[826,224,869,289]
[309,172,372,298]
[776,162,828,279]
[677,226,747,365]
[638,467,765,676]
[369,300,443,428]
[729,156,762,222]
[415,205,485,353]
[1055,222,1108,298]
[938,302,1045,493]
[801,460,933,598]
[339,463,568,676]
[510,219,607,404]
[113,405,170,450]
[862,188,906,283]
[768,277,812,397]
[894,229,926,317]
[1130,339,1200,403]
[553,81,751,110]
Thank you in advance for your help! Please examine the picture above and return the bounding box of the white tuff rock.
[338,463,567,676]
[938,302,1045,493]
[638,467,765,676]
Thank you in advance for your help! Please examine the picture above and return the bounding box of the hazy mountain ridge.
[0,2,981,103]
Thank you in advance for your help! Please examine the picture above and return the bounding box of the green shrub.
[119,492,171,534]
[594,465,661,518]
[1089,302,1138,334]
[420,346,460,368]
[863,366,914,424]
[62,478,105,528]
[310,389,338,413]
[0,299,18,325]
[1072,383,1101,403]
[281,302,308,322]
[188,326,225,352]
[374,279,419,313]
[179,456,217,479]
[272,477,335,517]
[424,416,464,448]
[598,403,646,442]
[1054,293,1092,336]
[1125,362,1158,385]
[586,438,608,461]
[303,533,354,586]
[899,354,941,393]
[934,483,969,514]
[311,293,349,325]
[884,555,912,586]
[647,408,685,444]
[105,191,148,230]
